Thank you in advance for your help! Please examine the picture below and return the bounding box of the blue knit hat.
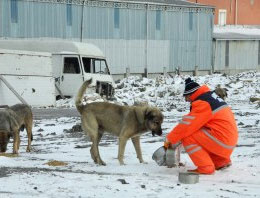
[183,78,200,96]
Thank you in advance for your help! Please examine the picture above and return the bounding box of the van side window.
[82,57,91,73]
[63,57,81,74]
[93,59,109,74]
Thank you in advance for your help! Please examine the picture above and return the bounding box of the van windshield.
[82,57,110,74]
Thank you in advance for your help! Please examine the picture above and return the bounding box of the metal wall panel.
[214,41,226,70]
[0,0,84,39]
[230,41,258,70]
[214,40,259,72]
[1,0,11,37]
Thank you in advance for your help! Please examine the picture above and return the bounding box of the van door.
[82,57,111,76]
[60,56,84,97]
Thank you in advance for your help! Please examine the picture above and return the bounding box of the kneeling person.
[164,78,238,174]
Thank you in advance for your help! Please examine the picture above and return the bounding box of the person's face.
[184,95,191,102]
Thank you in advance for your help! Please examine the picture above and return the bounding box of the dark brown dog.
[214,86,228,100]
[75,79,164,165]
[0,104,33,153]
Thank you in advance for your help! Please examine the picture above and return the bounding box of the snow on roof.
[213,26,260,40]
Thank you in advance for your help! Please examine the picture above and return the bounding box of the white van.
[0,39,115,99]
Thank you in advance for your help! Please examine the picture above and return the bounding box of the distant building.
[0,0,214,79]
[188,0,260,25]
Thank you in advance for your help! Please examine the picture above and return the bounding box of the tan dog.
[214,86,228,100]
[0,104,33,153]
[75,79,164,165]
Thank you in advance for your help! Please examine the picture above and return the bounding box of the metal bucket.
[152,146,166,166]
[152,145,181,167]
[165,145,181,167]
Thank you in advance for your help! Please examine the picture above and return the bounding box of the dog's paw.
[140,160,148,164]
[97,159,106,166]
[26,147,32,152]
[119,161,126,166]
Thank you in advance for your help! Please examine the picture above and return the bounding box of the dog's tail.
[75,78,93,114]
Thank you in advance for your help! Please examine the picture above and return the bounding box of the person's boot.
[215,161,232,170]
[188,165,215,175]
[209,153,232,171]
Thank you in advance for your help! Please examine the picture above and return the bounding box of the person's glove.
[164,141,171,149]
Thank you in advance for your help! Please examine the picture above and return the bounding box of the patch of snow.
[214,25,260,35]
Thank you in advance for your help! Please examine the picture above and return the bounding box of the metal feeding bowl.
[178,172,199,184]
[152,146,181,167]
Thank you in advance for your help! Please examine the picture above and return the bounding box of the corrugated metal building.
[213,33,260,74]
[0,0,214,78]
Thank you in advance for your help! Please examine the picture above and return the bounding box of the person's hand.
[164,139,171,149]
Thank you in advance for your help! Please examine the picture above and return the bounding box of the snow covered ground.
[0,71,260,197]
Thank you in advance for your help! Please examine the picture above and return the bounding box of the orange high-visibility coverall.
[167,85,238,174]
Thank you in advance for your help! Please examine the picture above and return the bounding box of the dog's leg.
[90,143,97,163]
[118,136,128,165]
[96,131,105,164]
[82,116,106,165]
[131,136,145,163]
[87,131,103,165]
[97,130,104,144]
[90,131,105,165]
[25,118,33,152]
[18,133,21,151]
[13,129,20,154]
[90,133,106,166]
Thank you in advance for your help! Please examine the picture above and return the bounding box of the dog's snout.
[157,130,163,136]
[152,130,162,136]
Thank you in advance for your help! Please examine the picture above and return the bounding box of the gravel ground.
[32,108,80,120]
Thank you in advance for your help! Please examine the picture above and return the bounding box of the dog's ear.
[145,109,154,120]
[134,106,148,124]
